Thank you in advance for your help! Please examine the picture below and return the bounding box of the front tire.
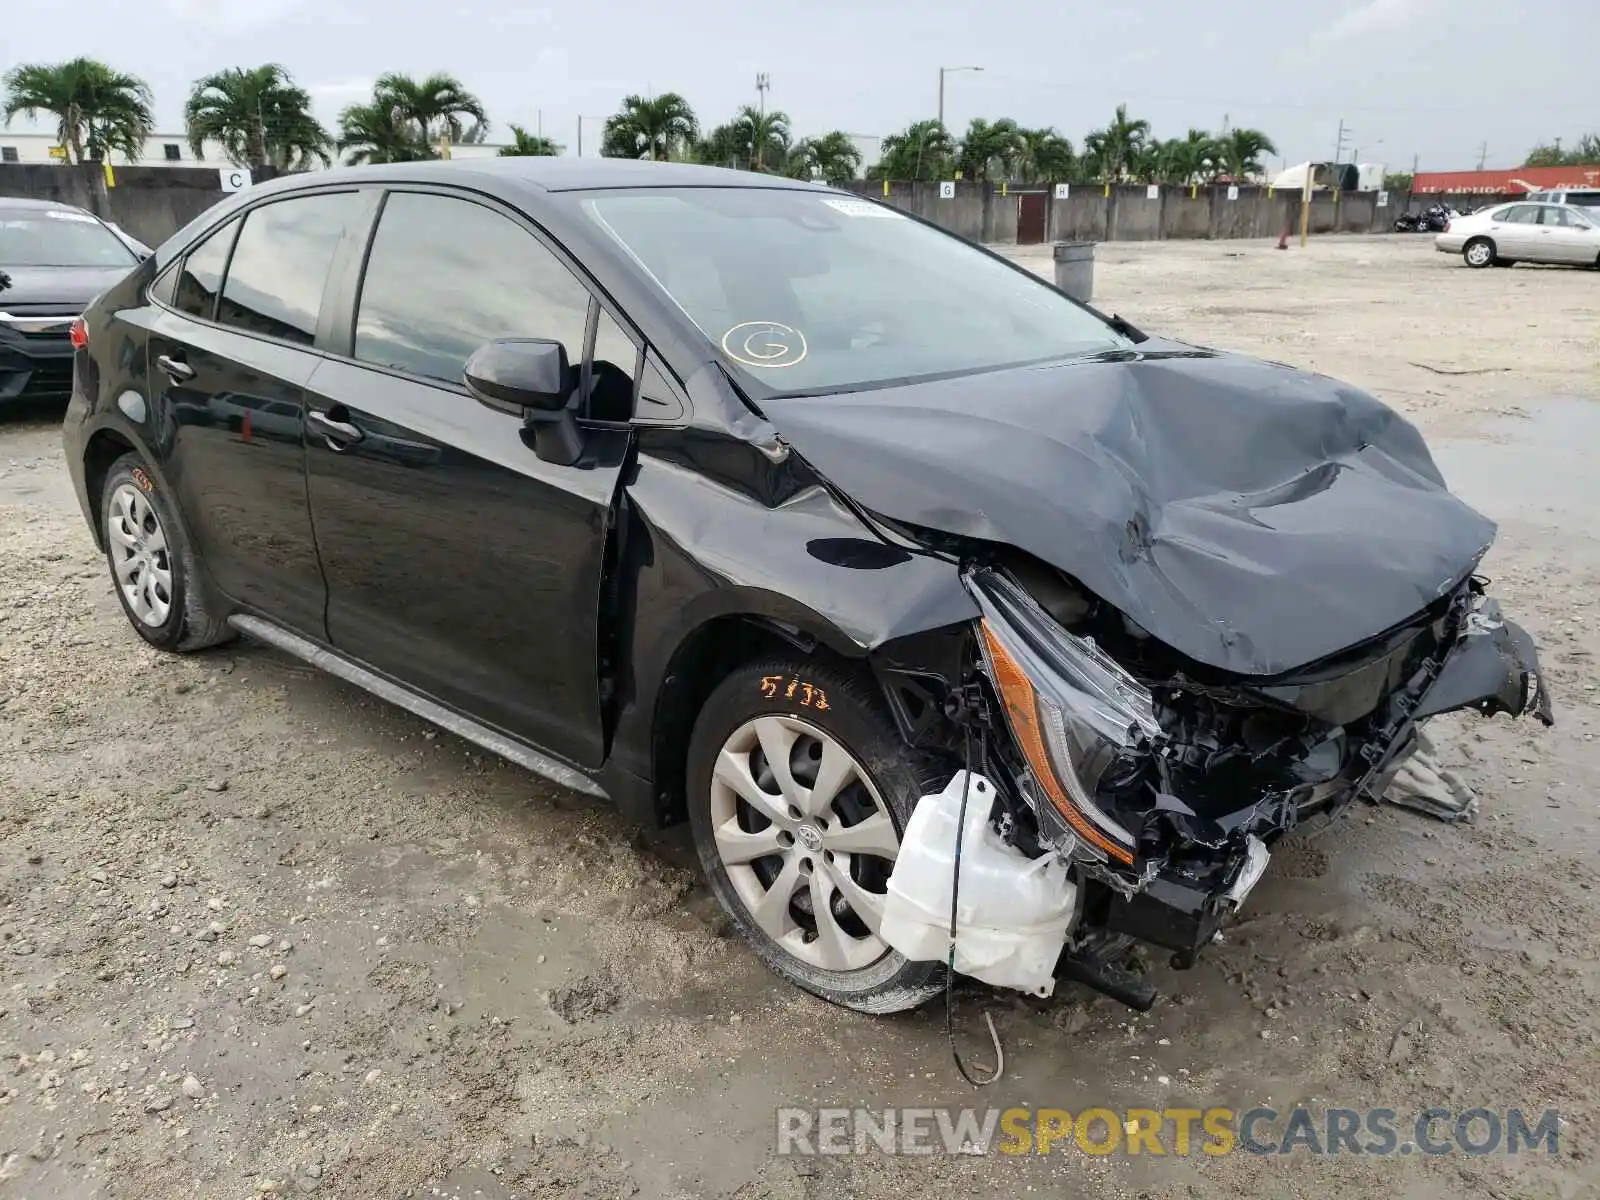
[686,660,946,1013]
[1463,237,1497,268]
[100,453,232,652]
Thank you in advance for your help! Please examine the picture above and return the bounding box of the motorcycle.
[1395,203,1455,233]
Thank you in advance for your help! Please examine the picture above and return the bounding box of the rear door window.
[218,192,362,346]
[173,219,238,320]
[1565,191,1600,208]
[1501,206,1540,224]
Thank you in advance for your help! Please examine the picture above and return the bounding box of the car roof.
[0,197,97,215]
[252,156,831,198]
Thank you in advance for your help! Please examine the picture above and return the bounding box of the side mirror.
[464,338,585,466]
[464,338,571,414]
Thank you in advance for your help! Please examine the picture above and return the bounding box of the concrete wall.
[2,164,1530,252]
[846,181,1529,244]
[0,163,235,246]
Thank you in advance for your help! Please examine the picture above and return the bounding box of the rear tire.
[1463,238,1496,268]
[100,453,233,653]
[686,659,946,1013]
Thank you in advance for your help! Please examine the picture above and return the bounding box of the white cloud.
[155,0,308,32]
[1313,0,1443,45]
[307,80,374,99]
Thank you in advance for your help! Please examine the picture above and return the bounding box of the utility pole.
[937,65,983,128]
[1476,141,1487,171]
[755,73,770,169]
[1332,118,1349,163]
[577,115,601,158]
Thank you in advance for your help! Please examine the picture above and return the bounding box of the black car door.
[145,189,372,635]
[303,188,638,771]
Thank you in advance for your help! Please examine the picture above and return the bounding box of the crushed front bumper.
[976,572,1554,980]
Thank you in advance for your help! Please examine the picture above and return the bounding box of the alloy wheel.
[106,482,173,627]
[709,715,901,973]
[1465,241,1493,267]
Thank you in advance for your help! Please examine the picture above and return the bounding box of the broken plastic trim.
[968,569,1159,867]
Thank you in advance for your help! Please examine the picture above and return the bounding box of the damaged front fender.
[1410,596,1554,727]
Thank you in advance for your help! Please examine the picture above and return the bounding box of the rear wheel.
[1463,238,1496,268]
[687,660,946,1013]
[100,453,232,652]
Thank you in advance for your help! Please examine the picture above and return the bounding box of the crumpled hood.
[760,343,1497,676]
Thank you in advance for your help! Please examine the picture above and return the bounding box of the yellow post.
[102,162,116,188]
[1000,180,1007,197]
[1190,184,1197,199]
[882,178,889,197]
[438,134,451,160]
[1103,181,1110,197]
[1299,165,1314,248]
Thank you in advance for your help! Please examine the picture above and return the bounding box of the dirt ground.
[3,233,1599,1199]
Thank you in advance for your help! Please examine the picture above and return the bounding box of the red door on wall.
[1017,192,1048,244]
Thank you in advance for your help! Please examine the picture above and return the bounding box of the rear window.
[0,207,136,268]
[173,220,238,320]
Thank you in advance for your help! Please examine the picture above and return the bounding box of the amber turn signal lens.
[980,620,1135,865]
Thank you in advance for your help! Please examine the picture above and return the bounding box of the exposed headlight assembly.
[968,570,1161,867]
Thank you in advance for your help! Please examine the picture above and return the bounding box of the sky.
[5,0,1596,172]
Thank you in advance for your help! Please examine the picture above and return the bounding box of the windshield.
[0,208,137,268]
[579,187,1128,395]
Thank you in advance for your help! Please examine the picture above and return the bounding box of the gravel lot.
[3,234,1599,1199]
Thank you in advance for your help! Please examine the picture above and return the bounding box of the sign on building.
[1053,183,1070,199]
[220,168,253,192]
[1146,184,1160,200]
[1376,191,1389,208]
[938,181,956,199]
[1227,184,1240,200]
[47,146,68,161]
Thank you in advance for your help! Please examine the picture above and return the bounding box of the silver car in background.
[1436,201,1600,268]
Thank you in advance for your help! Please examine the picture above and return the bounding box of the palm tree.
[1153,129,1223,184]
[337,101,430,165]
[694,122,748,169]
[498,124,562,156]
[870,119,956,182]
[2,58,154,164]
[730,105,790,171]
[1082,103,1151,182]
[1015,128,1075,183]
[602,93,698,161]
[184,65,331,172]
[786,131,863,186]
[1218,128,1278,180]
[957,118,1025,182]
[374,71,488,151]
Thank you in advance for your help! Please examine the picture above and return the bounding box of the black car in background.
[1,197,143,405]
[63,160,1551,1014]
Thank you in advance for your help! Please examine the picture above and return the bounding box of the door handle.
[156,354,194,382]
[307,408,364,447]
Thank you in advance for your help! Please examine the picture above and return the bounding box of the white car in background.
[1436,201,1600,268]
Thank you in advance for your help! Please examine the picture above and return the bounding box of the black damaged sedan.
[63,159,1551,1013]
